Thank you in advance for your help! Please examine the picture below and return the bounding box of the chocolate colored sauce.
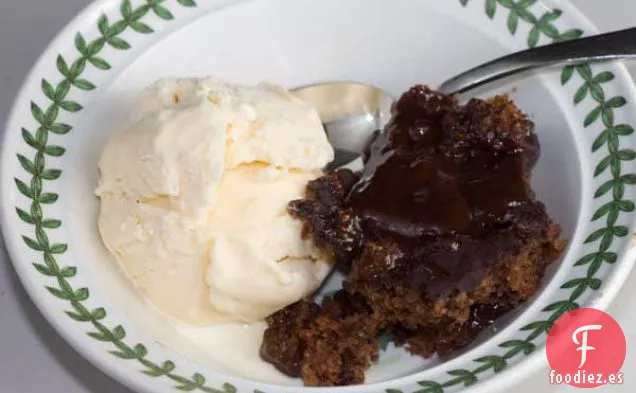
[346,86,545,297]
[348,87,538,240]
[468,303,511,333]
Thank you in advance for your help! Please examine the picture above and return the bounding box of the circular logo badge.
[546,308,626,388]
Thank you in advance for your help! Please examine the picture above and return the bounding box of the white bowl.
[2,0,636,392]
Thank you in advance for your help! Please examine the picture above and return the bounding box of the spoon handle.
[438,27,636,95]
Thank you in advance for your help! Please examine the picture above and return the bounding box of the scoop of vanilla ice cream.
[96,77,334,325]
[206,164,332,321]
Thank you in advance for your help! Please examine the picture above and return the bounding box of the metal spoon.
[292,26,636,170]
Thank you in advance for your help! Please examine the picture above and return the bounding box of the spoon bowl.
[292,82,393,169]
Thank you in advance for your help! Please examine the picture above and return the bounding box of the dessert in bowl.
[2,0,635,392]
[93,75,565,387]
[261,85,565,386]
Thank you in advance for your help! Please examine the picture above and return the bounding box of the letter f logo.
[572,324,603,368]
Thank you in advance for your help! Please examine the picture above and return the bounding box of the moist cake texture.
[260,85,565,386]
